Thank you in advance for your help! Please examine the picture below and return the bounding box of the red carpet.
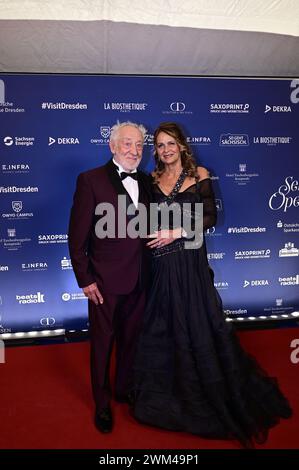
[0,327,298,449]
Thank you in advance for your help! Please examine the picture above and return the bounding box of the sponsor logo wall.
[0,74,298,333]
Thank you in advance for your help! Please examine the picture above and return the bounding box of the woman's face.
[155,131,182,165]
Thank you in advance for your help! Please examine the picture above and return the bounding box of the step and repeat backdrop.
[0,74,298,334]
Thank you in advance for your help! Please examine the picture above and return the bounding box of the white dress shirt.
[113,158,139,208]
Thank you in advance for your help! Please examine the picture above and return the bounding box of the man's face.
[109,125,144,171]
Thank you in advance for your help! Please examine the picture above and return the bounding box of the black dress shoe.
[94,406,113,433]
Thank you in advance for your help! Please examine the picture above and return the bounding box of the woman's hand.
[146,228,182,249]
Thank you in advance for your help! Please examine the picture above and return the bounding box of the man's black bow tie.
[120,172,138,181]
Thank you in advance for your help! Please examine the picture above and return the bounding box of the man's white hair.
[109,121,147,142]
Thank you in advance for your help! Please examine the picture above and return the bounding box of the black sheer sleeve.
[197,178,217,230]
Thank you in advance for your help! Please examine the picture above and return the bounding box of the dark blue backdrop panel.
[0,74,298,333]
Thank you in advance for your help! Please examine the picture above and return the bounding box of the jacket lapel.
[137,170,152,209]
[105,158,152,217]
[105,158,134,209]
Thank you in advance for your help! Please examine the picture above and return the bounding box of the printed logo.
[0,79,5,104]
[16,292,45,304]
[265,104,291,113]
[290,79,299,104]
[276,220,299,233]
[187,136,211,145]
[224,309,248,316]
[103,102,148,112]
[62,292,86,301]
[38,234,68,245]
[0,265,9,272]
[269,176,299,212]
[278,275,299,286]
[4,136,13,146]
[48,137,79,145]
[219,134,249,146]
[210,103,249,113]
[22,262,48,272]
[40,317,55,326]
[61,257,72,270]
[163,102,192,115]
[279,242,299,257]
[228,226,266,234]
[243,279,269,288]
[170,102,185,112]
[100,126,110,138]
[253,136,292,145]
[12,201,22,213]
[235,249,271,260]
[2,163,30,174]
[226,164,259,186]
[41,102,87,110]
[3,136,34,146]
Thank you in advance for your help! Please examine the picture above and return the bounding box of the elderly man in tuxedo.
[68,121,151,433]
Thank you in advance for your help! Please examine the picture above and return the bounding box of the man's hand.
[146,228,182,249]
[83,283,104,305]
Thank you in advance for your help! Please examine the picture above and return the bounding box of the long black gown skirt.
[132,245,292,447]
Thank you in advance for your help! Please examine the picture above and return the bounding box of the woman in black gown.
[132,122,292,448]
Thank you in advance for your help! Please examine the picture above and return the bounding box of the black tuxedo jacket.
[68,159,152,294]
